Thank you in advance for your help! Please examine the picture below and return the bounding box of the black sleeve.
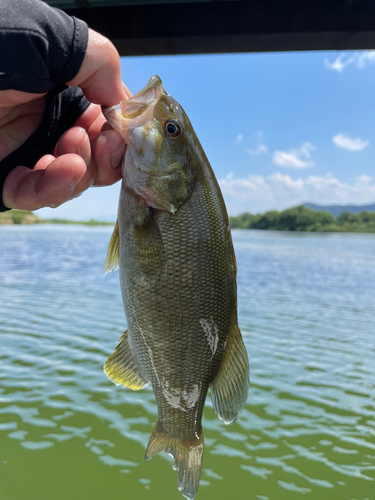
[0,0,89,93]
[0,0,91,212]
[0,86,91,212]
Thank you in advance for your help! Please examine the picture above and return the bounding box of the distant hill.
[304,202,375,218]
[229,204,375,233]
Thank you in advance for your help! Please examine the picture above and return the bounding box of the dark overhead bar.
[48,0,375,56]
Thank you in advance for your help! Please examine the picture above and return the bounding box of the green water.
[0,226,374,500]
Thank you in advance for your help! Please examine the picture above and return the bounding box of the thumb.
[67,28,131,106]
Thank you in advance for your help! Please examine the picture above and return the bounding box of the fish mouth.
[132,75,164,101]
[102,75,166,131]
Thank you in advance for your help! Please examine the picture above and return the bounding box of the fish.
[102,75,249,500]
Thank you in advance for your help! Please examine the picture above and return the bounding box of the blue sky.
[39,50,375,220]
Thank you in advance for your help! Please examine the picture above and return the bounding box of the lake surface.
[0,226,374,500]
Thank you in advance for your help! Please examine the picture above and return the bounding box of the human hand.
[1,28,131,211]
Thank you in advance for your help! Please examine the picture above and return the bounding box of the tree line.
[229,205,375,233]
[0,210,113,226]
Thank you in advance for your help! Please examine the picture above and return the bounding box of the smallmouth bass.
[103,76,249,500]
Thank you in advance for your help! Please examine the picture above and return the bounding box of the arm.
[0,0,130,212]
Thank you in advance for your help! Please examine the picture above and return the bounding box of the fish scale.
[103,75,249,500]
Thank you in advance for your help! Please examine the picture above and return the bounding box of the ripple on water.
[0,227,375,500]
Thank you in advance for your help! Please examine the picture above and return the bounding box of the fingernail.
[76,129,91,165]
[122,82,133,99]
[111,131,124,151]
[70,178,81,192]
[109,132,125,169]
[70,170,87,192]
[110,146,125,169]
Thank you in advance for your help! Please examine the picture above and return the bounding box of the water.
[0,225,374,500]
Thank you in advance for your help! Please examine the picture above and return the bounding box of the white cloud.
[246,131,268,156]
[218,172,375,215]
[36,170,375,223]
[325,51,375,72]
[247,144,268,155]
[235,133,243,145]
[332,133,369,151]
[273,142,315,169]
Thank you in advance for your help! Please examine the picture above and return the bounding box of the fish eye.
[164,120,182,138]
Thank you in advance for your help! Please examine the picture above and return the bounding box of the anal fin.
[210,321,249,424]
[104,330,148,390]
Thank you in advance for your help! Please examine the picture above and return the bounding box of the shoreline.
[2,208,375,233]
[0,210,114,227]
[229,205,375,234]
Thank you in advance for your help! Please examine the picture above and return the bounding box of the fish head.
[103,75,196,215]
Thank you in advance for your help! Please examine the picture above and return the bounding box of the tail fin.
[145,427,204,500]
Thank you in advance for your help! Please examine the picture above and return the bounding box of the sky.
[39,50,375,220]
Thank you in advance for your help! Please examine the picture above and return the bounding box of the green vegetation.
[3,207,375,233]
[0,210,40,225]
[229,205,375,233]
[0,210,114,226]
[43,218,114,226]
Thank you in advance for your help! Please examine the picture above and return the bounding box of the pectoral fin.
[104,220,120,274]
[210,321,249,424]
[134,209,165,271]
[104,330,149,390]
